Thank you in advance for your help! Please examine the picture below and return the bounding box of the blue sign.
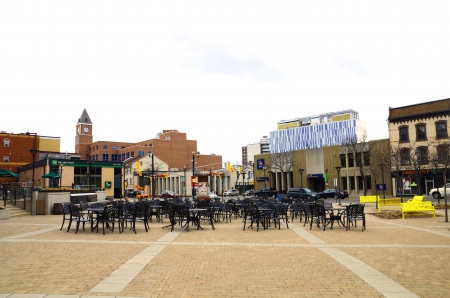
[376,184,386,191]
[257,159,265,170]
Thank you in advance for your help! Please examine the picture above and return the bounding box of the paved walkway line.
[320,248,419,298]
[289,223,326,244]
[89,230,181,293]
[290,223,420,298]
[4,226,61,239]
[368,217,450,238]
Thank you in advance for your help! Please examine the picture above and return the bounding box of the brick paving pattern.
[0,203,449,298]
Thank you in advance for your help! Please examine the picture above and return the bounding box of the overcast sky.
[1,1,450,165]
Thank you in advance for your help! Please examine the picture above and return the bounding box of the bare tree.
[269,151,294,190]
[433,139,450,222]
[388,144,411,203]
[341,132,369,195]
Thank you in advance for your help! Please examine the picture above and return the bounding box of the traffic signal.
[150,177,153,182]
[239,166,243,173]
[139,171,142,176]
[219,173,223,179]
[164,172,168,178]
[227,162,231,170]
[231,167,235,172]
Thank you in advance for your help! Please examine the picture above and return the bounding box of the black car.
[286,187,318,200]
[243,189,255,196]
[317,188,349,199]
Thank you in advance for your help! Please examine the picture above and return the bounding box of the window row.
[399,121,448,142]
[89,151,136,161]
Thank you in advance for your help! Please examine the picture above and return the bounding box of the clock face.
[84,127,89,133]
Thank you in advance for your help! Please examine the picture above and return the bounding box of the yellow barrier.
[407,195,424,203]
[378,198,402,212]
[359,195,380,203]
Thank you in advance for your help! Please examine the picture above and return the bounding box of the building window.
[399,126,409,142]
[436,121,448,139]
[340,154,346,167]
[400,148,410,165]
[103,145,108,149]
[112,145,117,150]
[416,124,427,141]
[416,147,428,165]
[131,151,134,158]
[3,138,10,147]
[437,144,449,161]
[102,154,109,161]
[3,156,9,162]
[138,150,144,156]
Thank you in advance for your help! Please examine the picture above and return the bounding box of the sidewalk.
[0,203,449,298]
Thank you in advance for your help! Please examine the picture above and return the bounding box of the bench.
[359,195,380,203]
[406,195,424,203]
[401,201,436,219]
[378,198,402,212]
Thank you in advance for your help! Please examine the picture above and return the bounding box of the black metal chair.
[346,204,366,232]
[95,205,120,235]
[310,203,328,231]
[303,202,313,227]
[275,204,289,229]
[126,201,149,234]
[68,204,90,233]
[243,204,264,231]
[60,202,72,230]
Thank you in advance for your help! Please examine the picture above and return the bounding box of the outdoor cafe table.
[325,206,347,229]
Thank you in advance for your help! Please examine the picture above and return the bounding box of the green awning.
[42,172,61,179]
[0,168,19,177]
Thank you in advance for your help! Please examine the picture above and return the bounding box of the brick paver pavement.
[0,203,449,298]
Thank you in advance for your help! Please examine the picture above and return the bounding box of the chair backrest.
[346,204,365,218]
[324,202,333,208]
[69,204,83,218]
[79,201,89,211]
[310,204,326,216]
[316,200,325,206]
[303,202,313,215]
[134,201,148,218]
[62,202,71,215]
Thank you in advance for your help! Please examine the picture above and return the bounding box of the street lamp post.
[118,173,123,199]
[182,165,188,197]
[379,163,386,208]
[335,166,342,205]
[58,162,63,188]
[29,148,39,188]
[298,168,304,188]
[242,171,246,195]
[87,161,93,190]
[192,151,199,199]
[148,152,155,198]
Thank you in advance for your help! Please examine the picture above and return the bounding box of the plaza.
[0,201,449,298]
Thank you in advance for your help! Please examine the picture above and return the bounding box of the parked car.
[317,188,349,200]
[224,189,239,197]
[159,190,178,198]
[208,191,219,199]
[286,187,318,200]
[125,190,137,198]
[429,183,450,199]
[243,189,255,196]
[254,187,279,199]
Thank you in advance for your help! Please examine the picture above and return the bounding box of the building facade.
[253,138,392,196]
[75,109,223,172]
[388,98,450,196]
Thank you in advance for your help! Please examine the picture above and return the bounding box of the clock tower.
[75,108,93,159]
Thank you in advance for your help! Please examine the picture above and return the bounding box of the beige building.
[388,98,450,195]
